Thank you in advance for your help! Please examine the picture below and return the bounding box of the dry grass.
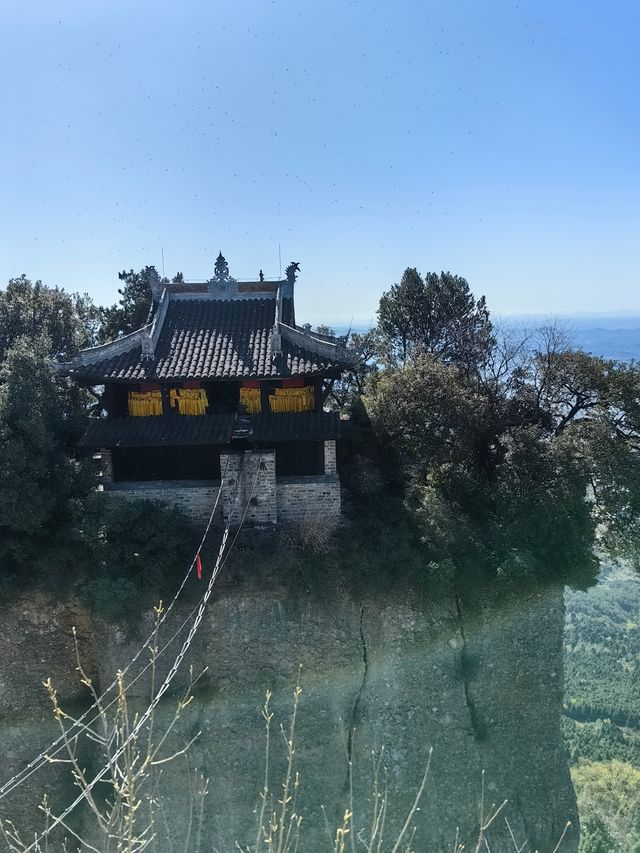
[278,513,341,554]
[0,651,573,853]
[0,604,208,853]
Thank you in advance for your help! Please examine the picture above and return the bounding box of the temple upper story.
[54,259,354,385]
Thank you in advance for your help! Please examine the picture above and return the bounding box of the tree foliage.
[365,273,640,583]
[0,275,98,360]
[0,271,194,612]
[79,496,193,622]
[324,329,380,409]
[572,760,640,852]
[98,266,158,342]
[377,268,494,373]
[0,337,93,571]
[563,568,640,765]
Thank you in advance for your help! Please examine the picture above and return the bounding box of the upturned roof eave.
[54,279,357,382]
[67,365,350,385]
[52,322,155,375]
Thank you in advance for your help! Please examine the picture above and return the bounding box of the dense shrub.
[80,496,194,623]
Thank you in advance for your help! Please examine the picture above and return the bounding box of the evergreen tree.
[0,275,96,360]
[98,266,158,341]
[367,282,640,580]
[0,337,93,572]
[377,268,494,373]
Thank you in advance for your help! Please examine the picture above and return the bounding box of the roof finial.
[213,252,234,284]
[285,261,300,284]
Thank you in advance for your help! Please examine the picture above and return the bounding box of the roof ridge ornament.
[285,261,300,284]
[211,252,236,285]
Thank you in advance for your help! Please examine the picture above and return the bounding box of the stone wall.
[324,439,337,474]
[107,481,221,526]
[275,439,341,522]
[99,448,113,484]
[276,475,341,522]
[220,450,277,526]
[105,442,342,526]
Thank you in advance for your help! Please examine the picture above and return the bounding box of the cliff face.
[0,578,578,851]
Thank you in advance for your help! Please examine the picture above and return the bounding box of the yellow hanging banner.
[269,385,314,413]
[169,388,209,416]
[128,390,163,417]
[240,387,261,414]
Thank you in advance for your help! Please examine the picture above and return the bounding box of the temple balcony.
[81,410,342,450]
[96,444,341,528]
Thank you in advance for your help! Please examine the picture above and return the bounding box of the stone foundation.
[276,475,341,522]
[105,441,341,527]
[107,481,221,527]
[220,450,277,526]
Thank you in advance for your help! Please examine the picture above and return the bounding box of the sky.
[1,0,639,324]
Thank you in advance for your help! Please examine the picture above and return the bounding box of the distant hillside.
[509,315,640,362]
[563,565,640,766]
[333,314,640,362]
[569,327,640,362]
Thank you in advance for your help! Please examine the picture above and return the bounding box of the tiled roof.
[82,414,236,447]
[81,411,343,448]
[249,411,343,442]
[67,297,350,382]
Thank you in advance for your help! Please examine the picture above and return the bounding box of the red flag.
[196,552,202,580]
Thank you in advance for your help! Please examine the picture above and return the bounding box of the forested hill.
[564,565,640,757]
[563,567,640,851]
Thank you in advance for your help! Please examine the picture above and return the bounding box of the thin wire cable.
[0,458,247,802]
[23,453,263,852]
[0,457,230,802]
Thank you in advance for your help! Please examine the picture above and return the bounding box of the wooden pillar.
[314,376,323,412]
[161,386,172,416]
[260,381,270,415]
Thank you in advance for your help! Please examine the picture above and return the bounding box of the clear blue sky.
[2,0,639,324]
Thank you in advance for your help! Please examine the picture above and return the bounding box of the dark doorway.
[206,381,240,413]
[275,442,324,476]
[112,445,222,481]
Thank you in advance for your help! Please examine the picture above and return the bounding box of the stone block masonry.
[99,448,114,484]
[107,481,221,527]
[220,450,277,526]
[324,439,337,474]
[104,441,341,527]
[276,475,341,522]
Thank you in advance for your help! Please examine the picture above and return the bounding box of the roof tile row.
[81,411,343,448]
[70,297,348,382]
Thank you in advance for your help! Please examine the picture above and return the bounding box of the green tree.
[515,333,640,555]
[365,324,640,580]
[79,496,192,622]
[573,761,640,852]
[99,265,158,342]
[0,337,93,574]
[377,269,494,373]
[366,276,640,580]
[366,356,486,478]
[0,275,97,360]
[323,329,380,409]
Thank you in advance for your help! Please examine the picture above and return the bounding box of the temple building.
[55,256,355,526]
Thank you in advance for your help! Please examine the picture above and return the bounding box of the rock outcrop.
[0,577,578,851]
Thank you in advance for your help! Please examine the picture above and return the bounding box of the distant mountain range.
[329,314,640,363]
[503,314,640,362]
